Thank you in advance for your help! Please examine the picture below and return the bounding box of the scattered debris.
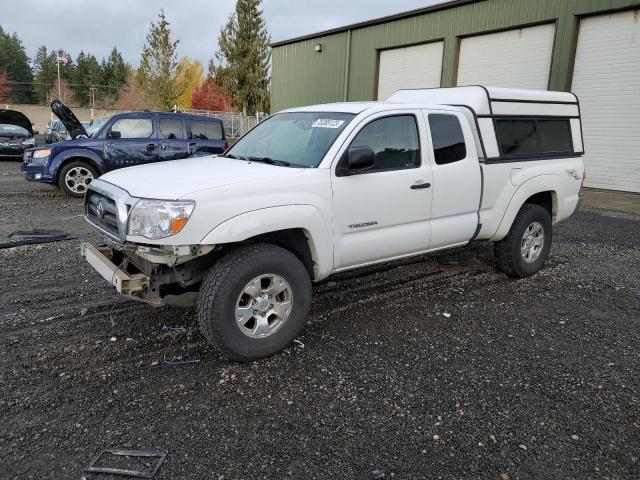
[110,337,117,342]
[432,434,440,441]
[0,229,75,249]
[79,308,88,317]
[519,444,528,451]
[571,434,580,441]
[443,312,451,318]
[499,473,510,480]
[85,448,166,478]
[371,468,385,479]
[162,325,200,366]
[293,338,305,348]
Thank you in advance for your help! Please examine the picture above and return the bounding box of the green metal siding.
[271,0,640,111]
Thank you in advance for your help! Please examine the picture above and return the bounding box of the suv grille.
[86,190,119,238]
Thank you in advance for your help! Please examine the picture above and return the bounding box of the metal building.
[270,0,640,192]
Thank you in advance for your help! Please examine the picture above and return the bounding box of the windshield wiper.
[250,157,313,168]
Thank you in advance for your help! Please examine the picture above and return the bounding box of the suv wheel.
[58,161,97,197]
[197,243,312,361]
[494,203,552,278]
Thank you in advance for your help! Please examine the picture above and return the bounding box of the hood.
[0,109,34,136]
[51,99,88,139]
[99,156,307,199]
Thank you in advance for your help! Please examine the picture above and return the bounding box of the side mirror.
[108,130,121,139]
[348,146,375,171]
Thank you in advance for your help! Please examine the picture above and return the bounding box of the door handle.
[410,182,431,190]
[146,143,157,151]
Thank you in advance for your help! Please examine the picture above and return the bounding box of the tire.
[494,203,552,278]
[197,243,312,361]
[57,160,98,198]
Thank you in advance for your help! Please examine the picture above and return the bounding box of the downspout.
[343,29,352,101]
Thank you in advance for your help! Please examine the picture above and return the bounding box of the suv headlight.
[128,200,195,239]
[32,149,51,159]
[22,137,36,146]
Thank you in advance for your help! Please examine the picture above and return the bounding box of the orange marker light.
[170,217,189,234]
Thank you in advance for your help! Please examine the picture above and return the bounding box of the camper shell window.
[495,117,573,158]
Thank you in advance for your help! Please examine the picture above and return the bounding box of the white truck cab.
[81,86,585,360]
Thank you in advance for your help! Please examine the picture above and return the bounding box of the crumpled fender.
[200,204,333,280]
[50,148,105,179]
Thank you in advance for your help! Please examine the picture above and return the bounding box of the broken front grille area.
[86,190,120,239]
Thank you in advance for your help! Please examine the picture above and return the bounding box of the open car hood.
[51,99,88,139]
[0,109,33,135]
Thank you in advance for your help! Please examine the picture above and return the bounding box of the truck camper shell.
[388,86,584,163]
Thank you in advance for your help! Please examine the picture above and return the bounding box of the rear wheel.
[58,161,97,197]
[197,243,312,361]
[494,203,552,278]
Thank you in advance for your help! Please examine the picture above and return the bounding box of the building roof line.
[270,0,483,48]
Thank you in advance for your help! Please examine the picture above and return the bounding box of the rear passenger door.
[104,115,157,168]
[424,111,482,249]
[158,116,189,162]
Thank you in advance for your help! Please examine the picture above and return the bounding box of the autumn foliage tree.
[0,70,11,102]
[174,57,203,109]
[191,78,230,111]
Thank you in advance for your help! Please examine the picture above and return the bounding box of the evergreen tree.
[136,11,180,110]
[102,47,127,99]
[73,51,101,105]
[0,26,36,103]
[212,0,270,115]
[32,46,57,102]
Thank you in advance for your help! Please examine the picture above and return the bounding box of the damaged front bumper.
[80,242,218,307]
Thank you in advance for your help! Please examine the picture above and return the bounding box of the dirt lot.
[1,160,639,480]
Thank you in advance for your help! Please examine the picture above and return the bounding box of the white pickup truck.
[81,86,585,360]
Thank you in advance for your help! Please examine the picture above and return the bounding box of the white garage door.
[377,42,444,100]
[457,23,555,89]
[571,10,640,193]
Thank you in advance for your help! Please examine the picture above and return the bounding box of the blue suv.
[22,100,227,197]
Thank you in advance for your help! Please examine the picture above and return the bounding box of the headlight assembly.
[128,200,195,239]
[32,149,51,159]
[21,137,36,146]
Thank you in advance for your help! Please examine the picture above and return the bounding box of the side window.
[350,115,420,172]
[205,120,223,140]
[188,120,207,139]
[428,114,467,165]
[495,118,573,157]
[159,118,185,140]
[110,118,153,139]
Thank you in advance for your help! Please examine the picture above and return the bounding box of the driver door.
[331,111,433,270]
[104,115,157,169]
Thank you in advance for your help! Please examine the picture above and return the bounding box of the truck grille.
[86,190,120,238]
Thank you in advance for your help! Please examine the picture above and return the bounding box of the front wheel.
[197,243,312,361]
[58,161,97,198]
[494,203,552,278]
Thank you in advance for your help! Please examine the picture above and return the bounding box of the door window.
[205,121,223,140]
[159,118,185,140]
[349,115,420,172]
[109,118,153,139]
[428,114,467,165]
[187,120,223,140]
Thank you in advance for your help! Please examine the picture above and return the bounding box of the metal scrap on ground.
[84,448,166,479]
[0,229,75,249]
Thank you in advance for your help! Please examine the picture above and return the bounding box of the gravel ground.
[1,160,639,480]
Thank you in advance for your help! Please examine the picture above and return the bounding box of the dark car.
[0,109,37,160]
[46,120,69,143]
[22,100,228,197]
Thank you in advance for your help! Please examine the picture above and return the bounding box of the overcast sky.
[2,0,443,66]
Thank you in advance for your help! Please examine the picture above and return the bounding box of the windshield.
[227,112,355,167]
[0,124,29,137]
[86,117,110,137]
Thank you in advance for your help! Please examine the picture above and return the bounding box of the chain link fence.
[183,110,268,138]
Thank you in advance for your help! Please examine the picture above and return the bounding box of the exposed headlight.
[21,137,36,146]
[32,149,51,159]
[128,200,195,239]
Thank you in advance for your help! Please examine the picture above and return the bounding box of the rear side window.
[495,118,573,157]
[428,114,467,165]
[206,121,223,140]
[110,118,153,139]
[350,115,420,172]
[159,118,185,139]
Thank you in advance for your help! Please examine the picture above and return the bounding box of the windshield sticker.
[312,119,345,129]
